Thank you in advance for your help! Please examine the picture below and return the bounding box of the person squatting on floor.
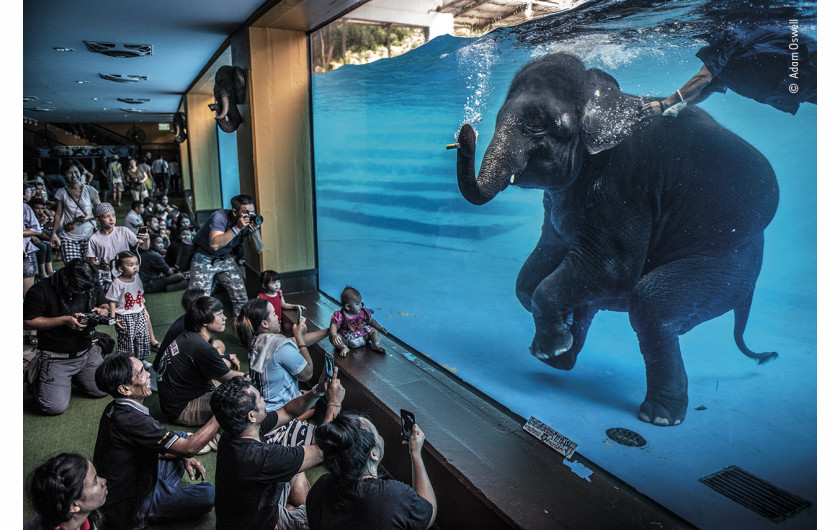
[210,368,345,530]
[157,296,246,427]
[189,194,263,318]
[93,354,218,530]
[23,258,110,415]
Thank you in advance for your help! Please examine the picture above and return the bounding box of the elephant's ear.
[233,66,247,103]
[581,68,645,155]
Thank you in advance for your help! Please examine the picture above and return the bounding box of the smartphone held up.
[400,409,416,441]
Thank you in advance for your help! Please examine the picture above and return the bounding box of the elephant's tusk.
[446,142,460,150]
[510,174,516,184]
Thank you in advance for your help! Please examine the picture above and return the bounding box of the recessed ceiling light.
[91,97,100,101]
[117,97,150,104]
[85,41,152,58]
[75,80,90,84]
[99,73,148,83]
[53,47,75,52]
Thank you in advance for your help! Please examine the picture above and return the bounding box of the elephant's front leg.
[529,217,649,370]
[515,194,571,310]
[529,253,618,369]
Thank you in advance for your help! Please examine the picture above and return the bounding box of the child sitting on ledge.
[330,286,387,356]
[258,269,306,337]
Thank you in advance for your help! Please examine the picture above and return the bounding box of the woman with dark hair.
[49,160,101,264]
[306,414,437,530]
[26,452,107,530]
[234,298,328,435]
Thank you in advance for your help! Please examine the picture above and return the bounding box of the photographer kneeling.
[23,258,111,415]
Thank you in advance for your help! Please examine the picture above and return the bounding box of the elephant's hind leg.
[629,247,762,426]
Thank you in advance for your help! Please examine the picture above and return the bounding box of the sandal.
[370,344,385,353]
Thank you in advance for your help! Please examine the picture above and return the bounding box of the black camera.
[77,313,116,327]
[247,212,263,229]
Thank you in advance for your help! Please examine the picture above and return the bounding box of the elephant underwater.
[455,53,779,426]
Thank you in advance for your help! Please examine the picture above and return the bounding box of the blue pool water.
[313,1,817,527]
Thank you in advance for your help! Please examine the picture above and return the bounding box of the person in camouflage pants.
[189,195,263,317]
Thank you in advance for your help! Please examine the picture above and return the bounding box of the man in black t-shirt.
[157,296,246,426]
[23,258,110,415]
[153,289,238,374]
[210,372,345,530]
[93,354,219,530]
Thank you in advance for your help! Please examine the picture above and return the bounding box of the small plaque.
[158,123,170,131]
[524,416,578,458]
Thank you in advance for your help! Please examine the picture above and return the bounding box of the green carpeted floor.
[22,198,325,528]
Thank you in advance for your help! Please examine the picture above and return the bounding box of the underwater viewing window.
[311,1,817,527]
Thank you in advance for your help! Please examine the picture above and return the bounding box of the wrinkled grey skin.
[208,66,246,133]
[173,111,187,143]
[456,53,779,426]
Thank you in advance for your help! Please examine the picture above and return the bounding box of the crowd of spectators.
[23,175,438,529]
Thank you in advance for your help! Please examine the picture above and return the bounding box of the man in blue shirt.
[189,194,263,317]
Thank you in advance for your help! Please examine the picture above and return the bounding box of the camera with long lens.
[77,313,116,327]
[247,212,263,229]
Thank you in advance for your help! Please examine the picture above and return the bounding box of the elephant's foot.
[530,321,576,370]
[638,389,688,427]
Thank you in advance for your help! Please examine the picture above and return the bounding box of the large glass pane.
[217,127,240,205]
[312,1,817,527]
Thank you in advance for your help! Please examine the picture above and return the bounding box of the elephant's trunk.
[214,95,230,121]
[457,120,526,205]
[217,103,241,133]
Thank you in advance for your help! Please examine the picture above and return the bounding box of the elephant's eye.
[523,114,549,136]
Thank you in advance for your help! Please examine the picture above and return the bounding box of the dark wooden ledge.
[282,291,692,529]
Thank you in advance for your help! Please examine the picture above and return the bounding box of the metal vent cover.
[605,427,647,448]
[99,74,147,83]
[699,466,811,522]
[85,41,152,58]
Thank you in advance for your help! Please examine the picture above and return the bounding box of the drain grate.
[605,427,647,448]
[699,466,811,522]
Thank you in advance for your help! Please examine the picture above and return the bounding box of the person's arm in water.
[406,424,438,529]
[642,65,715,116]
